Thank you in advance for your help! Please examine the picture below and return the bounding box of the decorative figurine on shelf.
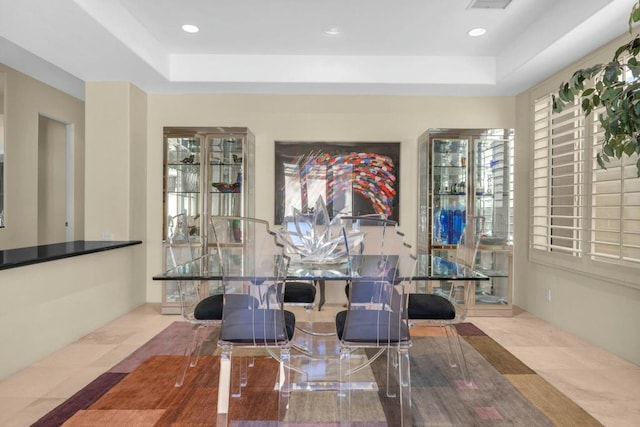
[236,171,242,192]
[181,154,195,164]
[231,218,242,242]
[187,214,200,236]
[232,154,242,164]
[212,182,242,193]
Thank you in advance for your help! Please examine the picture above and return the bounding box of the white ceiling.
[0,0,636,100]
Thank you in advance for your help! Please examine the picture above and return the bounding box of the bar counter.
[0,240,142,270]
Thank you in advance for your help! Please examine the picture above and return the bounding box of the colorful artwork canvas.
[275,141,400,224]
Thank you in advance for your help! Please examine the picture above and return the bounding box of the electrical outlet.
[545,288,551,302]
[101,232,113,241]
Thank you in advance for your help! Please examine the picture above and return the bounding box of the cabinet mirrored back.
[0,71,5,227]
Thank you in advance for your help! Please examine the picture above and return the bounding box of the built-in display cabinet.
[417,128,514,316]
[161,127,255,314]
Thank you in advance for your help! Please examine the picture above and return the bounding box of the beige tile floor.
[0,303,638,427]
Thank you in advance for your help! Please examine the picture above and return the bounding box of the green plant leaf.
[570,72,586,90]
[597,153,607,170]
[582,87,595,97]
[552,95,564,113]
[559,84,575,102]
[631,36,640,55]
[616,144,624,158]
[615,43,629,59]
[633,5,640,24]
[624,141,637,156]
[603,62,620,84]
[603,143,615,157]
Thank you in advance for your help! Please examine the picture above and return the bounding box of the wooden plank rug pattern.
[32,322,603,426]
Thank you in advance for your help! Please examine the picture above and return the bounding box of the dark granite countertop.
[0,240,142,271]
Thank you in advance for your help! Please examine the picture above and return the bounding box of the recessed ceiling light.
[467,27,487,37]
[324,27,341,36]
[182,24,199,33]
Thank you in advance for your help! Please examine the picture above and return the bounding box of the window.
[590,113,640,265]
[509,136,515,244]
[531,87,640,273]
[531,93,584,255]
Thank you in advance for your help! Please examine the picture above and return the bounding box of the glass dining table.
[155,253,489,282]
[153,253,489,310]
[153,253,488,391]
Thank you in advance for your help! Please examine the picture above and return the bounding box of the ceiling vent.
[467,0,513,9]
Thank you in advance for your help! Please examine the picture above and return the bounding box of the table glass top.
[153,254,488,282]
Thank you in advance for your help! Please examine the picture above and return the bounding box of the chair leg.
[217,346,232,427]
[189,324,208,368]
[386,348,397,398]
[231,353,243,397]
[397,347,412,427]
[277,348,292,423]
[240,356,248,388]
[443,324,457,368]
[447,324,472,386]
[338,347,351,426]
[175,324,205,387]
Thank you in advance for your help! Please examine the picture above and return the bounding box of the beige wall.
[84,82,149,304]
[85,83,132,240]
[0,71,146,380]
[0,246,141,379]
[38,116,67,244]
[514,32,640,365]
[0,64,84,250]
[144,94,516,302]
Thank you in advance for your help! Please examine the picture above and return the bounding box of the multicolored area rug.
[32,322,602,426]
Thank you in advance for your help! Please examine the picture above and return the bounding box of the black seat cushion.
[284,281,316,304]
[194,294,260,320]
[219,309,296,344]
[194,294,224,320]
[407,293,455,320]
[335,310,410,343]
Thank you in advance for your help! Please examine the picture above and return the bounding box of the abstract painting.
[274,141,400,224]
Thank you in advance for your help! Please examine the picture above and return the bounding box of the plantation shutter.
[531,93,584,255]
[590,113,640,264]
[509,136,514,244]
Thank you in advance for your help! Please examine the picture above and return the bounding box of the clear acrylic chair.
[407,215,485,386]
[336,216,415,427]
[211,217,296,426]
[166,213,222,388]
[166,213,196,268]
